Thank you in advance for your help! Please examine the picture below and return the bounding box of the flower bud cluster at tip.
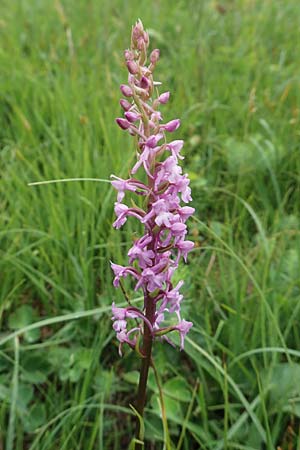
[111,19,194,355]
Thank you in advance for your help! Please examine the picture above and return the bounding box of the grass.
[1,0,300,448]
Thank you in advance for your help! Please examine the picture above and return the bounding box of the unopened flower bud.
[132,19,144,40]
[116,118,131,130]
[126,60,139,75]
[150,49,160,64]
[124,49,134,61]
[143,31,149,45]
[120,99,132,111]
[163,119,180,132]
[158,92,170,104]
[120,84,133,97]
[125,111,140,122]
[137,37,145,51]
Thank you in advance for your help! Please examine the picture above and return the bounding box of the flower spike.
[111,19,194,353]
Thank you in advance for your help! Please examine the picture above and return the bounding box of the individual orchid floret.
[111,19,194,358]
[135,267,166,293]
[112,303,153,335]
[125,111,141,122]
[128,236,155,268]
[110,176,149,202]
[110,176,137,202]
[110,262,140,287]
[126,60,139,75]
[120,99,132,111]
[175,319,193,350]
[166,140,184,160]
[113,203,146,229]
[158,91,170,104]
[150,49,160,64]
[112,303,139,331]
[161,119,181,132]
[120,84,133,97]
[176,240,195,262]
[116,118,131,130]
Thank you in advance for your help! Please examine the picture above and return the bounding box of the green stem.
[135,293,155,448]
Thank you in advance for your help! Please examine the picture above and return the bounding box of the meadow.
[1,0,300,448]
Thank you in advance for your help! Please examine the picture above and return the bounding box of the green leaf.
[271,364,300,399]
[22,402,46,433]
[122,370,139,385]
[0,383,10,402]
[8,305,36,329]
[47,346,94,382]
[8,305,40,343]
[263,363,300,413]
[21,352,52,384]
[93,369,115,398]
[283,401,300,418]
[0,354,10,372]
[47,347,72,369]
[68,365,83,383]
[74,348,93,370]
[151,393,183,422]
[163,376,192,403]
[16,383,34,411]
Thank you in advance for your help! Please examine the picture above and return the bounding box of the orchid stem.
[135,294,155,448]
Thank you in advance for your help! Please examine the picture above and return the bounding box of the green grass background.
[1,0,300,448]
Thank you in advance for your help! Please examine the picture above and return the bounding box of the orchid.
[110,19,194,441]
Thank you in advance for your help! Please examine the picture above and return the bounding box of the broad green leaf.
[21,352,52,384]
[283,401,300,418]
[22,402,46,433]
[150,393,183,422]
[8,305,40,343]
[265,363,300,408]
[17,383,34,411]
[0,384,10,402]
[8,305,36,329]
[74,347,93,370]
[163,376,192,403]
